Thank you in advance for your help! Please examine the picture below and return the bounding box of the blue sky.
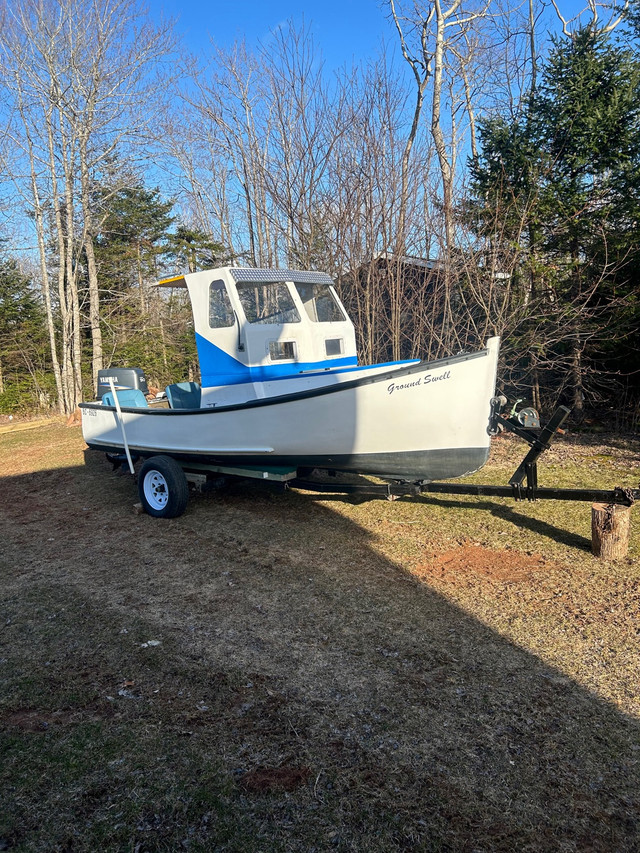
[147,0,602,74]
[148,0,397,70]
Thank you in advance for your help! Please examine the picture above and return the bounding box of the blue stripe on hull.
[196,333,358,386]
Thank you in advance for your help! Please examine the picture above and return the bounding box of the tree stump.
[591,503,631,559]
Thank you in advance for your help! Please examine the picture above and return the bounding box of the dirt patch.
[239,765,312,793]
[1,700,115,732]
[1,710,54,733]
[414,544,551,585]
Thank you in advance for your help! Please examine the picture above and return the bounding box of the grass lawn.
[0,420,638,851]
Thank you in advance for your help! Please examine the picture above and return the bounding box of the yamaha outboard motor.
[96,368,149,400]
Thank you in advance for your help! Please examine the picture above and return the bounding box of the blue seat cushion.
[102,388,148,408]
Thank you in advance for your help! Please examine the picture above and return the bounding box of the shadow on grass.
[416,494,593,551]
[0,439,637,852]
[301,490,592,551]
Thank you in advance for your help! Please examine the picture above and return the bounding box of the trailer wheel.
[138,455,189,518]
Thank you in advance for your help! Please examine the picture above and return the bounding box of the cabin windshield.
[294,282,346,322]
[237,281,301,325]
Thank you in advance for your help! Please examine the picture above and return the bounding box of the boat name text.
[387,369,451,395]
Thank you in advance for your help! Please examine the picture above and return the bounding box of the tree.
[467,24,640,417]
[167,225,226,273]
[95,185,175,309]
[93,185,220,387]
[0,0,175,412]
[95,184,172,379]
[535,28,640,416]
[0,252,50,412]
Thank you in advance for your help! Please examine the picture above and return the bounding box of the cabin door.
[198,277,250,387]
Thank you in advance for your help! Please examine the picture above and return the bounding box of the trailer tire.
[138,455,189,518]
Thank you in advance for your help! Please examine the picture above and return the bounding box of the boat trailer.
[107,401,638,519]
[290,403,639,507]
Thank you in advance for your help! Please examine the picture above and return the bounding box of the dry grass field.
[0,419,639,852]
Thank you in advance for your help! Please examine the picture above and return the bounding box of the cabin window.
[237,281,300,325]
[208,280,235,328]
[269,340,297,361]
[325,338,344,357]
[294,282,346,323]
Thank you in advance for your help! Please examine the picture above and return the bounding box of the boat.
[80,266,500,516]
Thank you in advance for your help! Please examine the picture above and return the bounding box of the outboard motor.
[96,368,149,400]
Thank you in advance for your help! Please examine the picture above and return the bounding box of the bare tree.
[180,41,276,266]
[176,31,439,365]
[550,0,629,38]
[323,57,436,362]
[387,0,501,359]
[174,24,349,272]
[389,0,494,253]
[0,0,175,411]
[261,24,350,269]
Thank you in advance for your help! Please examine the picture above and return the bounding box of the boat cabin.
[157,267,358,407]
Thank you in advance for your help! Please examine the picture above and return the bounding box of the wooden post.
[591,503,632,559]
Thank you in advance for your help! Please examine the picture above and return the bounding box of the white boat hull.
[81,338,499,481]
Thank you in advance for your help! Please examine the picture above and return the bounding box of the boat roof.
[156,267,335,288]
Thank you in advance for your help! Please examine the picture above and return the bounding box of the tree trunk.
[137,242,147,317]
[32,193,65,414]
[431,1,454,258]
[571,336,584,421]
[532,365,541,412]
[80,132,104,396]
[84,235,104,394]
[591,503,631,559]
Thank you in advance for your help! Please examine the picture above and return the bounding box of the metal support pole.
[108,378,135,475]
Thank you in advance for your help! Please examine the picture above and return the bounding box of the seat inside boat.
[101,388,148,407]
[165,381,201,409]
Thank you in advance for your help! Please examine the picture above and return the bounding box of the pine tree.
[466,27,640,420]
[535,29,640,417]
[167,225,226,274]
[0,253,50,412]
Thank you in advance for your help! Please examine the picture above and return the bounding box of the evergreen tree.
[95,185,175,295]
[167,225,226,273]
[467,28,640,420]
[535,29,640,417]
[93,187,223,387]
[0,253,50,412]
